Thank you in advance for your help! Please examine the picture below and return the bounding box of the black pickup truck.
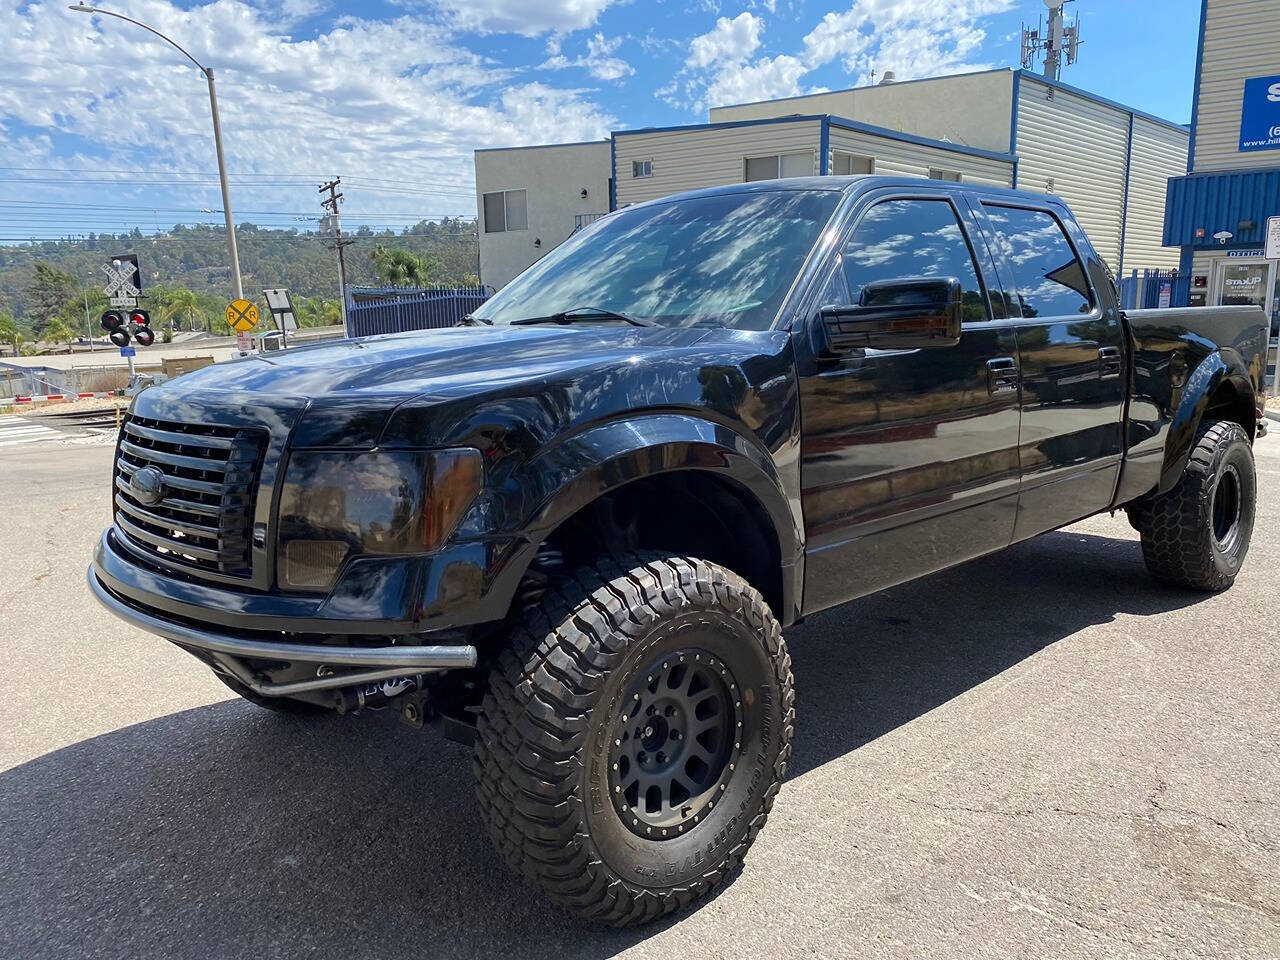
[90,177,1269,925]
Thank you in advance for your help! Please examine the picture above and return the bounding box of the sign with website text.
[1239,74,1280,152]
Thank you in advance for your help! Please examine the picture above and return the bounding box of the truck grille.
[113,414,267,579]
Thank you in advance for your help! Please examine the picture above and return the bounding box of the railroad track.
[22,409,123,431]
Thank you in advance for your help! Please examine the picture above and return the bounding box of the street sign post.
[262,288,298,348]
[102,259,140,308]
[228,299,259,356]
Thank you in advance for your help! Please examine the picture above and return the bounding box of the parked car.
[90,177,1269,925]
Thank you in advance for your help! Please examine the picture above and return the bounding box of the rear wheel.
[1130,419,1256,591]
[473,553,794,925]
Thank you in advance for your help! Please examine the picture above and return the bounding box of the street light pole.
[69,3,244,301]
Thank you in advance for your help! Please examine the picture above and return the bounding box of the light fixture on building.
[1213,230,1233,245]
[534,237,542,248]
[580,188,589,198]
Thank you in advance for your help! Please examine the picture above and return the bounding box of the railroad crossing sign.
[226,299,259,332]
[102,260,140,308]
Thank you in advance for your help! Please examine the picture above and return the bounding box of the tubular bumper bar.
[87,567,479,672]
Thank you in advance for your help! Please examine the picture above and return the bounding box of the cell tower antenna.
[1020,0,1081,81]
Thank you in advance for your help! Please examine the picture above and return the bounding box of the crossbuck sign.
[102,261,140,307]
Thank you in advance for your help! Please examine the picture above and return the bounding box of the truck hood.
[163,324,717,403]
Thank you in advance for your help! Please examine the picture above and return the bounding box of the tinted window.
[473,189,842,330]
[842,199,988,323]
[982,205,1093,318]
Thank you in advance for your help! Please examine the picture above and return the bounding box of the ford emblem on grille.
[130,466,166,505]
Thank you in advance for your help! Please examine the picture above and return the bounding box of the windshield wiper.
[456,313,491,326]
[510,307,655,327]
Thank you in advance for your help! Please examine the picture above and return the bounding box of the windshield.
[473,189,842,330]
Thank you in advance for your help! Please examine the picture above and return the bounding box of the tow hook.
[332,674,421,715]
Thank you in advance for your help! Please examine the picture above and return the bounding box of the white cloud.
[540,32,635,81]
[425,0,620,37]
[1,0,615,227]
[669,0,1014,114]
[687,13,763,69]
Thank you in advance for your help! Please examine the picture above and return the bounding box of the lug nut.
[646,705,655,716]
[670,730,681,741]
[656,752,666,763]
[664,705,676,717]
[637,751,647,763]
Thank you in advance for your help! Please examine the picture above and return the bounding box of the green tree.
[41,316,76,353]
[370,245,437,287]
[155,286,210,333]
[26,263,78,331]
[0,312,18,357]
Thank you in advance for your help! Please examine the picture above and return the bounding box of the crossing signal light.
[100,310,131,347]
[130,310,155,347]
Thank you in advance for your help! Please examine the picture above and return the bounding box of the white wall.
[614,120,822,206]
[475,141,611,289]
[1191,0,1280,172]
[710,71,1015,153]
[827,124,1013,187]
[1014,75,1133,270]
[1122,117,1188,272]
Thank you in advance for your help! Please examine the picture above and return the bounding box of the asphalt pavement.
[1,436,1277,959]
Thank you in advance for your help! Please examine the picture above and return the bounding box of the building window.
[632,159,653,179]
[832,152,874,176]
[744,152,813,182]
[482,189,527,233]
[928,168,962,182]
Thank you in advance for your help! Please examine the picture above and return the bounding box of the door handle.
[986,357,1018,395]
[1098,346,1122,378]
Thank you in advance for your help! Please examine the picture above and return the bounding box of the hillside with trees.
[0,218,479,348]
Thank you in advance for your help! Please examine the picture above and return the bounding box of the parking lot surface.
[2,436,1277,959]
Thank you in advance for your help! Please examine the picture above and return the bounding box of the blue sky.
[1,0,1201,240]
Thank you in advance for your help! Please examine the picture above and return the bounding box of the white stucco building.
[474,140,611,290]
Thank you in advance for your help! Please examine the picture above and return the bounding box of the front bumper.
[88,524,531,696]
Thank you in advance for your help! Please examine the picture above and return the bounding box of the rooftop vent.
[879,71,896,85]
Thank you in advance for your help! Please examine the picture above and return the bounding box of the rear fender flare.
[1158,350,1254,494]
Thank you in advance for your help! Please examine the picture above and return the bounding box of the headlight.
[276,448,482,592]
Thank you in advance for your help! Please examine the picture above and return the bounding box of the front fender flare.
[495,413,801,619]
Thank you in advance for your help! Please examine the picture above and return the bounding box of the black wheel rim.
[1212,463,1242,551]
[607,649,742,841]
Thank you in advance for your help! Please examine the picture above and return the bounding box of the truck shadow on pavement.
[1,531,1205,959]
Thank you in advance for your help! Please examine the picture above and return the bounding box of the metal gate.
[1118,269,1190,310]
[345,286,491,338]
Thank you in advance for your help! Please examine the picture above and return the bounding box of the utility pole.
[84,287,95,351]
[319,178,353,330]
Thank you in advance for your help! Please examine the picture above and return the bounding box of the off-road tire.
[473,553,794,926]
[1130,419,1255,591]
[213,672,327,714]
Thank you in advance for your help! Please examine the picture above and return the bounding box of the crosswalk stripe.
[0,415,61,448]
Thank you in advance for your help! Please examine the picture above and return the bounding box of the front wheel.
[1130,419,1256,591]
[473,553,794,925]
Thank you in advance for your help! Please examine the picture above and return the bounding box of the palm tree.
[157,287,210,334]
[370,245,437,287]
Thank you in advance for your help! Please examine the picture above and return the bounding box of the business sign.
[1266,216,1280,261]
[1239,73,1280,152]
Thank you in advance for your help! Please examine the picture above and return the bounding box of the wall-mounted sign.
[1266,216,1280,261]
[1239,73,1280,153]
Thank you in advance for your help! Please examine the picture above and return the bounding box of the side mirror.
[817,277,963,354]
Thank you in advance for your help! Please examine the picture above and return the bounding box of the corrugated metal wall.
[1015,75,1130,269]
[1191,0,1280,172]
[1122,118,1188,271]
[614,120,821,206]
[827,124,1014,186]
